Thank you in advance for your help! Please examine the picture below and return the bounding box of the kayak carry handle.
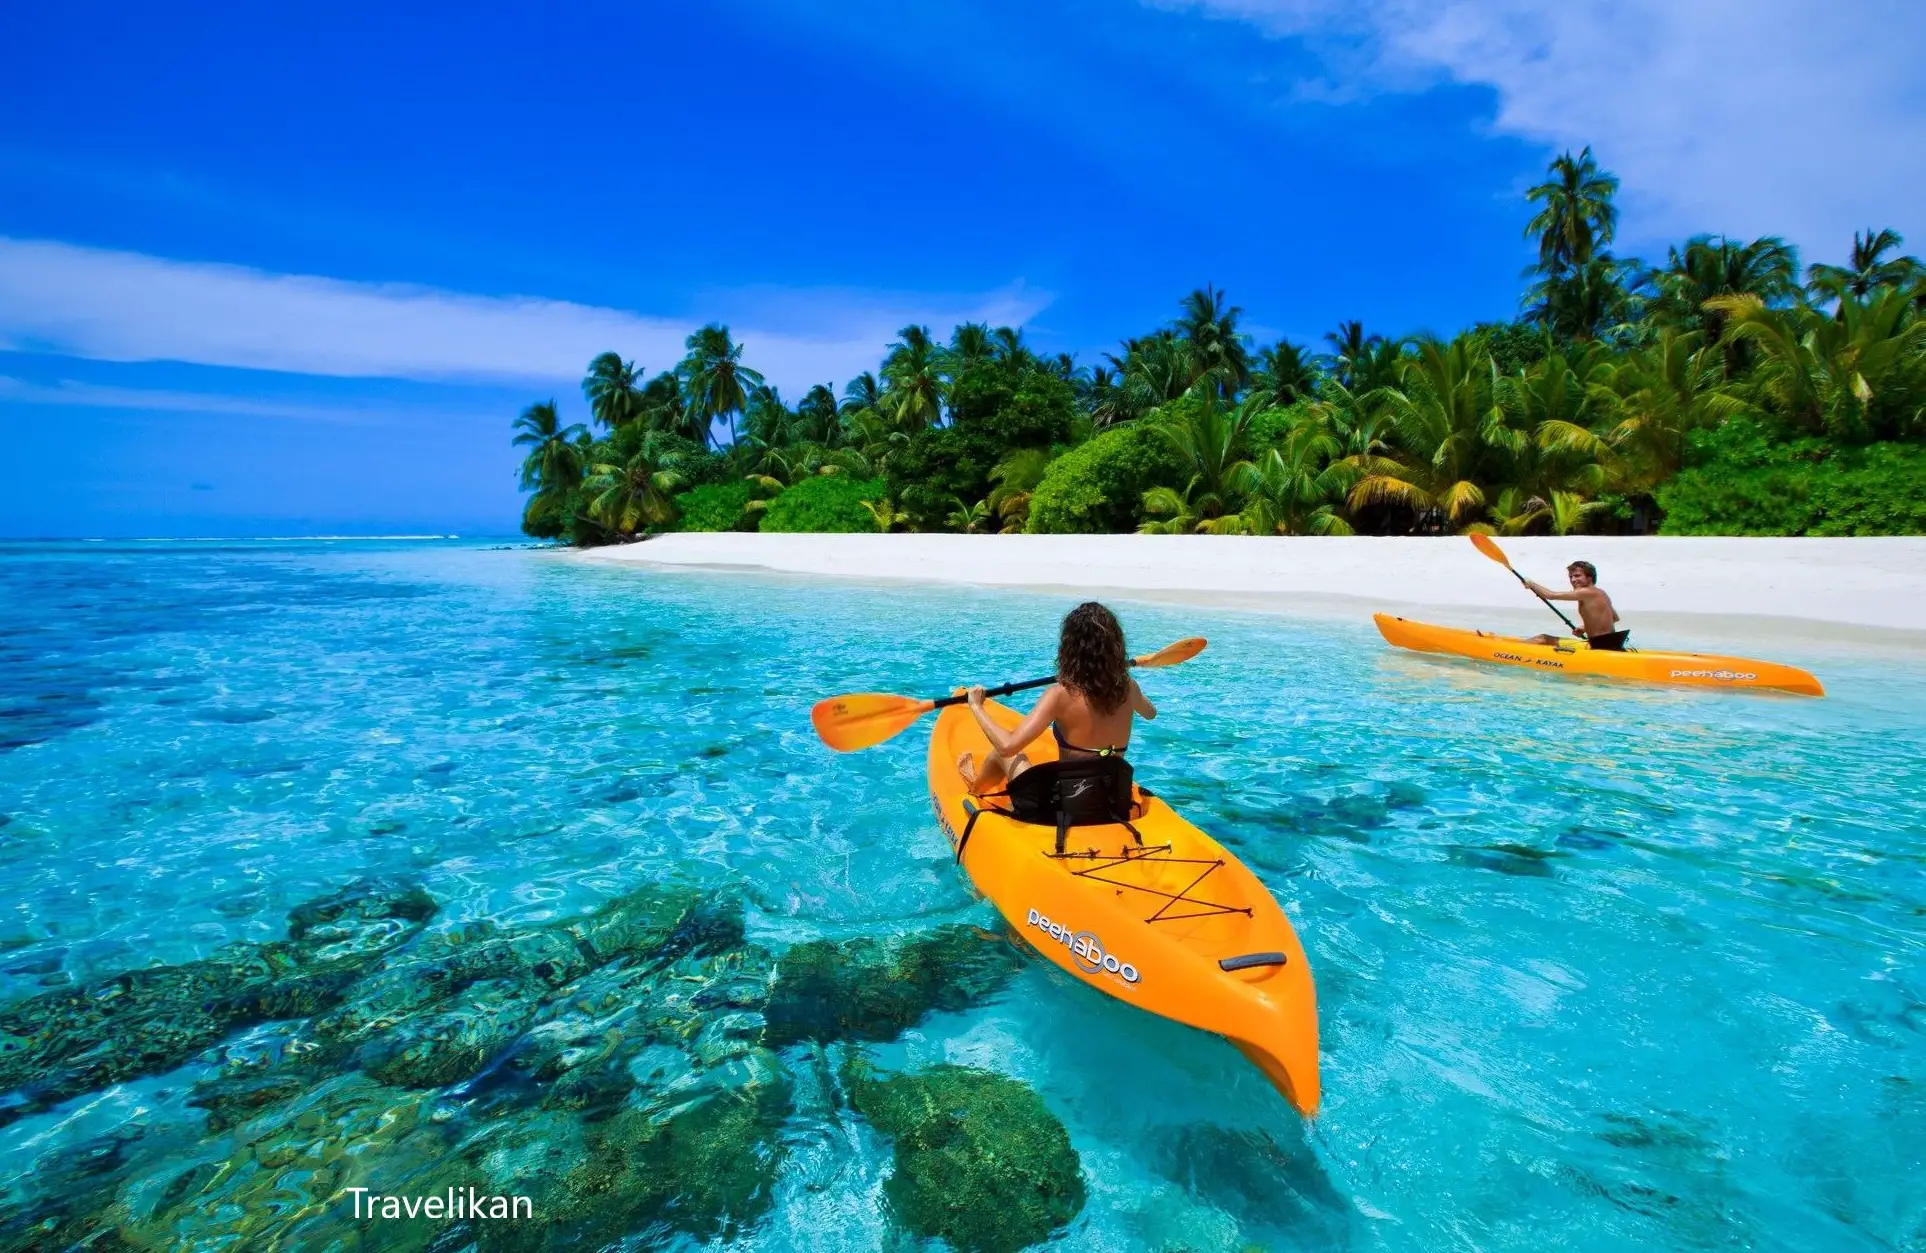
[1218,951,1288,972]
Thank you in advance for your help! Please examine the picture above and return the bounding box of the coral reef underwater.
[0,877,1090,1252]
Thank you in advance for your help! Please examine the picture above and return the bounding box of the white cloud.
[0,376,440,424]
[1154,0,1926,258]
[0,237,1050,396]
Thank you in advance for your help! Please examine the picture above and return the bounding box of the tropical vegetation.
[513,149,1926,542]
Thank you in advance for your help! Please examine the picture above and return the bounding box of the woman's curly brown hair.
[1057,602,1129,715]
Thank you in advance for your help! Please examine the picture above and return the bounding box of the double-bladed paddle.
[1468,534,1581,634]
[811,636,1207,753]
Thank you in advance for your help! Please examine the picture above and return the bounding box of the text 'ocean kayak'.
[927,700,1321,1114]
[1374,614,1825,696]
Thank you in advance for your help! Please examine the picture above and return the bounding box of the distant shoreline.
[577,533,1926,649]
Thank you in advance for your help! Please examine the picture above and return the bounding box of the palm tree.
[1323,321,1394,392]
[1083,365,1150,429]
[881,325,945,430]
[585,438,685,536]
[582,353,646,429]
[1153,394,1264,524]
[1713,285,1926,442]
[1345,334,1500,532]
[1117,331,1198,403]
[1806,228,1923,303]
[862,497,910,533]
[1488,350,1611,510]
[946,496,992,533]
[946,323,997,374]
[1547,490,1612,536]
[637,370,696,441]
[1177,285,1252,396]
[678,324,765,447]
[1525,254,1640,342]
[1254,339,1319,406]
[797,384,842,446]
[841,372,884,417]
[987,448,1054,532]
[1241,428,1355,535]
[1598,328,1734,496]
[992,325,1033,367]
[1524,147,1619,271]
[1652,235,1800,371]
[743,384,795,448]
[511,400,587,491]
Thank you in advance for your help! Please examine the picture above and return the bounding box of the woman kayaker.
[957,601,1157,794]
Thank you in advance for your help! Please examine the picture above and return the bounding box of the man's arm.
[1524,579,1589,604]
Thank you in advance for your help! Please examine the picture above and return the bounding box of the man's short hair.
[1568,560,1598,582]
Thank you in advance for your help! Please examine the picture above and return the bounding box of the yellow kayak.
[1374,614,1825,696]
[927,699,1321,1114]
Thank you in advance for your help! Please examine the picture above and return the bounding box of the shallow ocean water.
[1,539,1922,1251]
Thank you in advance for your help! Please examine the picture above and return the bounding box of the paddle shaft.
[1505,565,1582,633]
[930,653,1164,711]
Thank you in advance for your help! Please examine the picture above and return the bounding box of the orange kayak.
[1374,614,1825,696]
[927,699,1320,1114]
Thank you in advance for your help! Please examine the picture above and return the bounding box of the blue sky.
[3,0,1922,536]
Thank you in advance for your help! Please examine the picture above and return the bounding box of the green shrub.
[1026,423,1187,533]
[666,481,762,532]
[949,361,1078,448]
[645,432,732,487]
[1247,400,1317,452]
[886,427,1004,532]
[1658,418,1926,535]
[761,475,886,533]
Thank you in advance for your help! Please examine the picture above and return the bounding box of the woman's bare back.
[1051,682,1139,754]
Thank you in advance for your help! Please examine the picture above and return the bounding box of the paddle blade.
[1136,636,1208,668]
[811,693,936,752]
[1469,533,1513,569]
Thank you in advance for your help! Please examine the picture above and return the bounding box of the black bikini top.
[1053,723,1127,757]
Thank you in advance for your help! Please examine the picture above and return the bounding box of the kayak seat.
[964,756,1144,858]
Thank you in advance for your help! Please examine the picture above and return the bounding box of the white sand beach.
[580,534,1926,650]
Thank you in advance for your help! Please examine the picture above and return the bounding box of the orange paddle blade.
[811,693,937,752]
[1137,636,1207,668]
[1469,533,1512,569]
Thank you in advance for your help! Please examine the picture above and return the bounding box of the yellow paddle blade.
[811,693,937,752]
[1137,636,1207,668]
[1469,533,1513,569]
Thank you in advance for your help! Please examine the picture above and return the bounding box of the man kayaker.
[1523,560,1628,650]
[957,601,1156,795]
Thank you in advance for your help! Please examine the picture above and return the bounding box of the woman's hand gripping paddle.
[1468,534,1581,634]
[811,637,1207,752]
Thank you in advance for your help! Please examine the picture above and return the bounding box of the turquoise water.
[1,540,1922,1251]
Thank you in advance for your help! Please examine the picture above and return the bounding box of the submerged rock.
[844,1059,1085,1253]
[359,979,544,1089]
[0,878,437,1126]
[285,876,440,956]
[0,1124,149,1253]
[763,924,1023,1045]
[469,1059,793,1250]
[1152,1122,1353,1246]
[565,881,743,967]
[117,1078,467,1253]
[1447,843,1561,878]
